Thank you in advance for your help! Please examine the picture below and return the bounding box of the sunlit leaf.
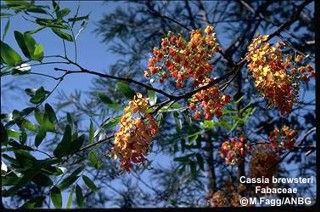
[68,15,89,23]
[148,90,157,106]
[30,87,48,104]
[14,31,31,58]
[2,18,10,40]
[67,187,75,208]
[51,28,74,41]
[88,151,101,169]
[56,8,70,19]
[21,119,36,131]
[32,43,44,61]
[0,40,22,66]
[34,108,44,125]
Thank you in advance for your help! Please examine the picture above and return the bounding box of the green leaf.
[98,92,113,104]
[32,43,44,61]
[21,119,36,131]
[2,18,10,41]
[68,15,89,23]
[30,87,48,104]
[45,103,57,124]
[116,81,135,99]
[88,151,101,169]
[34,108,44,125]
[5,0,29,7]
[0,13,14,18]
[58,166,84,190]
[67,187,75,208]
[14,31,43,61]
[53,125,72,158]
[50,186,62,208]
[75,184,84,208]
[26,26,46,34]
[89,120,94,144]
[187,133,199,144]
[218,119,233,130]
[51,28,74,42]
[35,127,46,147]
[0,40,22,66]
[201,120,217,129]
[59,175,79,191]
[56,8,70,19]
[147,90,157,106]
[35,18,68,29]
[98,92,123,111]
[159,103,184,113]
[7,129,20,139]
[82,175,98,191]
[14,31,31,58]
[26,7,48,14]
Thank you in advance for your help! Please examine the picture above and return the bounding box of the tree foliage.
[1,0,316,208]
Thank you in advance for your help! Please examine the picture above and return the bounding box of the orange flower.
[246,35,314,115]
[113,93,158,172]
[219,135,250,165]
[145,25,219,88]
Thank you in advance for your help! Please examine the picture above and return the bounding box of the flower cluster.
[246,35,315,115]
[249,144,279,189]
[219,135,250,165]
[145,25,219,88]
[113,93,158,172]
[145,26,231,120]
[269,126,297,152]
[189,78,231,120]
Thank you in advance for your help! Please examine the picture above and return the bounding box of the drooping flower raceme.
[246,35,315,115]
[113,93,158,172]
